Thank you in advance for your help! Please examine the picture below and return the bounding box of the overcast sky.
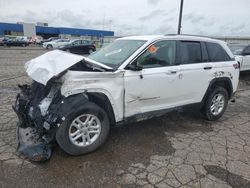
[0,0,249,36]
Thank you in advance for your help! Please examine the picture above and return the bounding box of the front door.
[124,40,183,117]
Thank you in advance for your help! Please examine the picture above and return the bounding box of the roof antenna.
[177,0,184,35]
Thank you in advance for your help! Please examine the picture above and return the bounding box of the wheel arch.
[87,92,116,126]
[202,77,233,105]
[47,44,53,49]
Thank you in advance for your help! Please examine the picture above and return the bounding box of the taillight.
[233,62,240,69]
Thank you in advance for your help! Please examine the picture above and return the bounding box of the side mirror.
[126,63,143,71]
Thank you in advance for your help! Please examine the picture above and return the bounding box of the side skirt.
[116,102,202,126]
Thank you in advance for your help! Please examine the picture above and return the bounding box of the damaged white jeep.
[13,35,239,161]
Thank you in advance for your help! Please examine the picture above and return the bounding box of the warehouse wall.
[0,22,23,35]
[23,23,36,37]
[0,22,114,37]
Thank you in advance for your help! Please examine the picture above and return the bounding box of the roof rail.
[164,33,212,38]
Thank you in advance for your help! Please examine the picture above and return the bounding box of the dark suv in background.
[59,39,96,54]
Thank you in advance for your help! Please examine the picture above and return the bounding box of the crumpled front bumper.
[13,83,90,161]
[16,126,52,162]
[13,93,52,162]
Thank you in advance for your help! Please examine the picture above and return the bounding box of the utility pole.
[177,0,184,34]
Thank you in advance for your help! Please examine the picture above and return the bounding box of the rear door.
[81,40,90,54]
[177,41,212,103]
[71,40,81,53]
[206,42,239,92]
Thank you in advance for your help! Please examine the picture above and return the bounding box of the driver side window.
[72,40,81,46]
[137,40,176,68]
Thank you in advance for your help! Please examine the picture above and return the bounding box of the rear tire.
[203,86,229,121]
[56,102,110,156]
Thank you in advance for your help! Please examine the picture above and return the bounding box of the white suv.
[229,44,250,71]
[14,35,240,161]
[43,39,70,49]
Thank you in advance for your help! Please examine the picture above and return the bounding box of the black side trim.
[47,93,89,125]
[201,77,233,106]
[87,93,116,126]
[119,106,182,125]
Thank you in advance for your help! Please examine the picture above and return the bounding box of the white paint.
[60,70,125,122]
[25,50,113,85]
[42,39,71,49]
[235,55,250,71]
[25,50,84,85]
[25,35,240,123]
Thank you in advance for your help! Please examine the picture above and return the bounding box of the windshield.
[88,39,146,69]
[229,45,247,55]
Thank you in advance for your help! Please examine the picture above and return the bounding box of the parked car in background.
[2,38,29,47]
[59,39,96,54]
[229,44,250,71]
[43,39,70,49]
[14,35,239,161]
[0,37,5,46]
[39,37,59,45]
[16,36,30,43]
[30,36,43,44]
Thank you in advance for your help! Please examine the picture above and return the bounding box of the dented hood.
[25,50,113,85]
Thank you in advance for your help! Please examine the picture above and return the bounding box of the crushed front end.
[13,81,63,161]
[12,50,114,161]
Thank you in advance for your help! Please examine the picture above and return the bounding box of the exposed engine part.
[13,81,58,161]
[13,80,90,162]
[39,87,57,116]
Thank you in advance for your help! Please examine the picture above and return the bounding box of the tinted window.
[243,46,250,55]
[71,40,81,45]
[137,40,176,68]
[180,41,202,64]
[88,40,146,69]
[82,40,89,44]
[206,42,231,62]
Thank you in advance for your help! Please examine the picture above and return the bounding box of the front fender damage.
[13,82,89,161]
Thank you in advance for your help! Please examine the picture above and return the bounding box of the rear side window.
[180,41,202,64]
[206,42,231,62]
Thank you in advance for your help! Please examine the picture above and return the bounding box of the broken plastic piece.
[17,126,52,162]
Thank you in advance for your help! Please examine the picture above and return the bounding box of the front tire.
[88,48,94,54]
[56,102,110,156]
[46,44,53,49]
[203,87,229,121]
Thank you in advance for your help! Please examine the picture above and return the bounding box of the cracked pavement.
[0,47,250,187]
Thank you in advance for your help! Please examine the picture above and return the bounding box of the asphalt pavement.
[0,47,250,188]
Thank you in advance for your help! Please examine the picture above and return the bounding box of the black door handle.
[204,66,212,70]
